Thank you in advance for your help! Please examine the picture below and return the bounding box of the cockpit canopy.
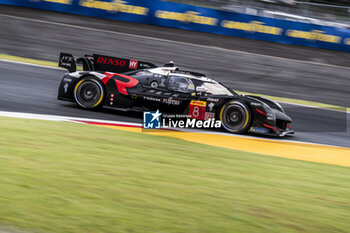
[131,69,234,96]
[165,74,234,96]
[168,75,195,93]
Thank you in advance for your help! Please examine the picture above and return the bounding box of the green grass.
[0,117,349,233]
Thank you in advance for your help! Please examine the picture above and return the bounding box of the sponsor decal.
[60,55,74,63]
[221,20,283,36]
[143,110,161,129]
[250,102,262,106]
[207,98,219,102]
[63,83,69,93]
[96,56,126,66]
[143,96,162,102]
[250,127,269,134]
[139,63,153,68]
[60,55,74,68]
[135,71,149,76]
[155,10,218,26]
[129,60,138,69]
[41,0,73,5]
[286,29,341,44]
[189,100,207,120]
[190,100,206,107]
[204,112,215,120]
[159,78,166,87]
[163,97,180,105]
[80,0,149,15]
[208,102,215,111]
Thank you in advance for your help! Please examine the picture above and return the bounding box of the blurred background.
[165,0,350,27]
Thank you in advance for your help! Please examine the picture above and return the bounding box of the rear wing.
[58,53,157,73]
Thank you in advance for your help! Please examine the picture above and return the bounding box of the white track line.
[0,110,348,149]
[0,111,141,126]
[1,13,350,71]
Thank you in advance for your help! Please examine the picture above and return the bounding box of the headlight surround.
[263,104,276,121]
[273,101,285,113]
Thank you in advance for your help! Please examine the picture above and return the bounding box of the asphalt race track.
[0,5,348,147]
[0,61,348,147]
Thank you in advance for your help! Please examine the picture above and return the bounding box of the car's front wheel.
[74,77,104,109]
[220,101,251,133]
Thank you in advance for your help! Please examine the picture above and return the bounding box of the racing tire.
[220,101,251,133]
[74,77,105,109]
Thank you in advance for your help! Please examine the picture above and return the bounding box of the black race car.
[57,53,294,136]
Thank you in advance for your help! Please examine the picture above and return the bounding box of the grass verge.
[0,117,349,233]
[0,54,58,68]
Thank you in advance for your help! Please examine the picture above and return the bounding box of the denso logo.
[96,57,126,66]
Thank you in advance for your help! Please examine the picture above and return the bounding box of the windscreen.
[201,82,233,96]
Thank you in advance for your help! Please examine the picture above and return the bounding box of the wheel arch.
[219,100,252,133]
[73,74,106,109]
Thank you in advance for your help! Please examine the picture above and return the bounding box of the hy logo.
[143,110,161,129]
[129,60,138,69]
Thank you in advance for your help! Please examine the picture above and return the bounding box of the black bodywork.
[57,53,294,136]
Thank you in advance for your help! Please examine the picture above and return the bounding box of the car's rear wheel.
[74,77,104,109]
[220,101,251,133]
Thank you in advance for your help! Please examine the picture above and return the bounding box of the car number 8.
[192,106,200,117]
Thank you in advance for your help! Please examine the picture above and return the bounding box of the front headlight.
[263,104,276,121]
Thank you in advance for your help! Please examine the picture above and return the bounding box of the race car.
[57,53,294,136]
